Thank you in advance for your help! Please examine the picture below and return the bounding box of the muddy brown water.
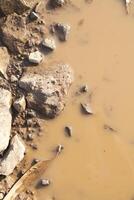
[26,0,134,199]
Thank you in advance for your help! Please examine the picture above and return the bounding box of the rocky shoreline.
[0,0,73,199]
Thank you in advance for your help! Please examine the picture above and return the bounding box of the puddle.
[27,0,134,199]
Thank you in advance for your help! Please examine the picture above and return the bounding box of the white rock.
[28,51,43,64]
[0,88,12,153]
[13,95,26,112]
[0,135,25,176]
[0,47,10,79]
[42,38,56,51]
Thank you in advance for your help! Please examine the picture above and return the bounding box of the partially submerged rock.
[49,0,66,8]
[52,23,71,41]
[0,135,25,176]
[0,0,41,15]
[19,64,73,118]
[0,47,10,79]
[81,103,93,115]
[28,51,43,64]
[0,88,12,153]
[42,38,56,51]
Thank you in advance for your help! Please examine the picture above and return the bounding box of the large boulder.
[0,88,12,154]
[0,135,25,176]
[19,64,74,118]
[0,0,41,15]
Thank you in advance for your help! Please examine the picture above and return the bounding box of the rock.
[28,51,43,64]
[13,95,26,112]
[0,47,10,79]
[80,85,88,93]
[0,88,12,154]
[52,23,71,41]
[19,64,74,118]
[64,126,72,137]
[49,0,66,8]
[10,75,18,82]
[1,13,44,53]
[81,103,93,115]
[56,144,64,154]
[0,135,25,176]
[29,11,39,21]
[0,0,41,15]
[0,192,4,200]
[40,179,50,187]
[42,38,56,51]
[1,13,27,53]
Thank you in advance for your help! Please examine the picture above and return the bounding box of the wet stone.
[40,179,51,187]
[64,126,72,137]
[80,85,88,93]
[28,51,43,64]
[81,103,93,115]
[29,11,39,21]
[56,144,64,154]
[50,0,66,8]
[42,38,56,51]
[52,23,71,41]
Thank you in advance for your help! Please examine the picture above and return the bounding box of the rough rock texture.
[0,13,46,53]
[0,47,10,78]
[0,13,28,53]
[52,23,71,41]
[13,95,26,112]
[0,88,12,153]
[0,0,41,15]
[19,64,73,118]
[0,135,25,176]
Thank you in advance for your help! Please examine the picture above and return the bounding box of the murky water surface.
[29,1,134,199]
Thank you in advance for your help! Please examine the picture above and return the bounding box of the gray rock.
[81,103,93,115]
[10,75,18,82]
[13,95,26,112]
[29,11,39,21]
[42,38,56,51]
[0,47,10,79]
[0,135,25,176]
[64,126,72,137]
[19,64,73,118]
[0,0,41,15]
[0,88,12,154]
[28,51,43,64]
[50,0,66,8]
[80,85,88,93]
[52,23,71,41]
[40,179,50,187]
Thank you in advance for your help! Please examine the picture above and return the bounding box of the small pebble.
[40,179,51,187]
[27,133,34,141]
[64,126,72,137]
[42,38,56,51]
[13,95,26,112]
[0,192,5,200]
[10,75,18,82]
[80,85,88,93]
[28,51,43,64]
[56,144,64,154]
[32,158,40,164]
[30,143,38,150]
[50,0,66,7]
[27,109,36,118]
[81,103,93,115]
[29,11,39,21]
